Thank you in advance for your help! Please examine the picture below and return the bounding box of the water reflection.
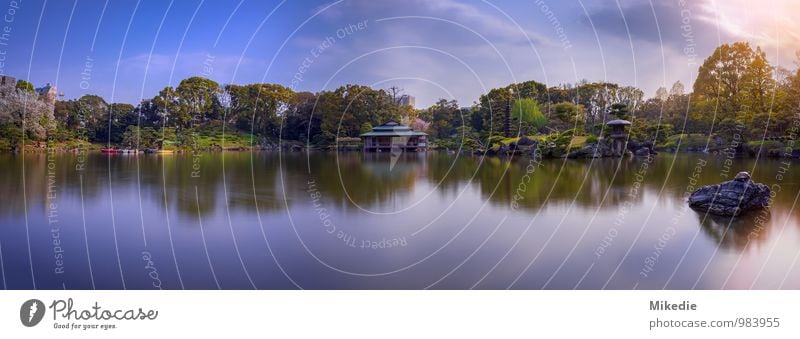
[0,152,798,289]
[5,153,798,219]
[696,209,773,250]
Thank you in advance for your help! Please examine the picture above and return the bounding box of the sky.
[1,0,798,108]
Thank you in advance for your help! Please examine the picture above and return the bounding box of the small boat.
[101,148,120,154]
[156,149,175,154]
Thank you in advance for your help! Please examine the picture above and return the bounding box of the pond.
[0,151,798,289]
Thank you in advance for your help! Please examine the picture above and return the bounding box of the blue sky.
[2,0,797,107]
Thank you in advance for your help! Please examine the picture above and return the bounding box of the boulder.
[518,135,536,146]
[567,144,601,158]
[642,141,657,154]
[634,148,650,157]
[688,172,771,216]
[497,144,510,155]
[508,142,518,151]
[526,143,541,158]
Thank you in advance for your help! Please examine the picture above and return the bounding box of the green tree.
[317,85,399,139]
[359,122,373,134]
[15,80,34,93]
[428,99,460,139]
[608,103,631,120]
[477,83,542,136]
[76,95,109,142]
[283,91,321,142]
[121,125,159,149]
[153,86,184,128]
[109,103,136,143]
[716,118,745,143]
[176,77,220,125]
[693,42,757,117]
[511,98,546,134]
[739,47,774,120]
[551,102,586,130]
[0,122,23,151]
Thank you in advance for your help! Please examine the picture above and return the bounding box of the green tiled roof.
[359,121,427,137]
[360,130,427,137]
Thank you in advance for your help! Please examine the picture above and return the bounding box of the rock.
[525,142,541,158]
[497,144,510,155]
[688,171,771,216]
[641,141,657,154]
[634,148,650,157]
[767,148,784,158]
[518,135,535,146]
[567,144,600,158]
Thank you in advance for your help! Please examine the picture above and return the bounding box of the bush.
[657,133,708,151]
[312,131,336,146]
[487,135,505,147]
[0,123,23,150]
[641,123,673,145]
[560,128,577,138]
[746,140,783,150]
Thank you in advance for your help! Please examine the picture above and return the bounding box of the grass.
[746,140,785,150]
[195,129,254,149]
[160,127,256,150]
[568,136,588,149]
[485,134,587,153]
[657,133,708,150]
[13,139,100,152]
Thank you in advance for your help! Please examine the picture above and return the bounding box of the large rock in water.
[688,172,770,216]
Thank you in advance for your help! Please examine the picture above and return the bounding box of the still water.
[0,151,798,289]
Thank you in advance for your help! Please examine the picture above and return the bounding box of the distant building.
[397,94,415,107]
[0,76,17,98]
[0,76,59,104]
[360,120,427,152]
[35,83,58,105]
[0,75,16,90]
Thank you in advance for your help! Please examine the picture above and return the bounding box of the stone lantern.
[606,119,631,157]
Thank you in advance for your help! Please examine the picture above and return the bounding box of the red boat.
[101,148,121,154]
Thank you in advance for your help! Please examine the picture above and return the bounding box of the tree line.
[1,41,799,151]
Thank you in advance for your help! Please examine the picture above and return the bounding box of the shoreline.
[6,146,799,160]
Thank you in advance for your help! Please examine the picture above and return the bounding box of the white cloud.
[698,0,800,62]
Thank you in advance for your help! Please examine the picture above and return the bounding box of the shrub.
[487,135,505,146]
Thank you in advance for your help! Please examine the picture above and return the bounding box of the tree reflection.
[694,209,772,250]
[0,152,797,245]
